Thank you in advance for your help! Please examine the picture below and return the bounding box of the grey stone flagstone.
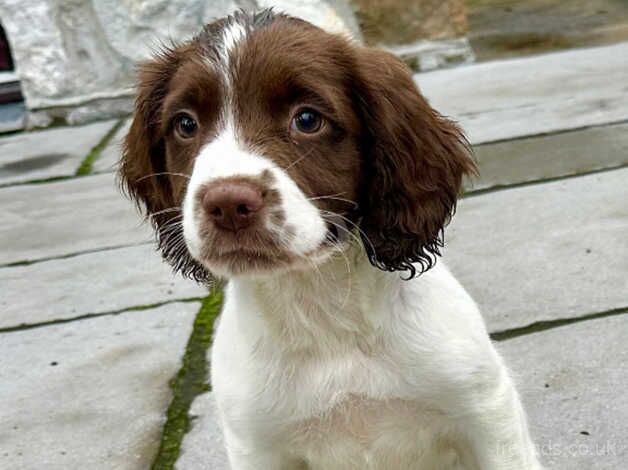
[0,119,116,185]
[499,314,628,470]
[177,392,229,470]
[469,122,628,191]
[445,167,628,333]
[0,172,152,265]
[416,41,628,145]
[0,302,199,470]
[0,244,207,329]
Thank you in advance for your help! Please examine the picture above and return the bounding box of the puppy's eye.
[174,113,198,139]
[291,109,323,134]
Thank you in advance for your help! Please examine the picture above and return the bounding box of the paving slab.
[0,172,152,265]
[498,314,628,470]
[445,167,628,332]
[177,392,228,470]
[469,122,628,191]
[0,302,199,470]
[93,119,130,174]
[416,42,628,144]
[0,120,116,185]
[0,244,207,329]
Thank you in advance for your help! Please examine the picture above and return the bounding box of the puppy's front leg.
[459,371,542,470]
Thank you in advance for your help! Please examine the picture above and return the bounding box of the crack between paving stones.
[0,296,207,334]
[0,174,77,189]
[490,306,628,341]
[75,119,125,176]
[468,117,628,147]
[0,241,152,269]
[462,162,628,199]
[151,286,224,470]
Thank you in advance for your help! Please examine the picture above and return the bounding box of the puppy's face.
[120,11,475,282]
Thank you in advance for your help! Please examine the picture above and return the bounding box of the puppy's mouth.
[192,224,343,277]
[214,249,286,273]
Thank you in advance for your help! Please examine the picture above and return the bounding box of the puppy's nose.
[202,181,263,232]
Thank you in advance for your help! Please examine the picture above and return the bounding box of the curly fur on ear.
[353,49,477,278]
[118,44,211,284]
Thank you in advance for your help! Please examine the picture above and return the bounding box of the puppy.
[120,10,542,470]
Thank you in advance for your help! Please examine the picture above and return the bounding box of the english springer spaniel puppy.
[120,10,542,470]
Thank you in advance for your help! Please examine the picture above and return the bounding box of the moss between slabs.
[152,287,224,470]
[490,306,628,341]
[75,119,125,176]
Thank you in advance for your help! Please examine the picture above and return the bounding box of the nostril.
[210,206,223,218]
[236,204,251,216]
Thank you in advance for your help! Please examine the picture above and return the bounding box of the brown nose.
[201,181,263,232]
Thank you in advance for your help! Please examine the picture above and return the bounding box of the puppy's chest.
[285,394,453,469]
[288,393,433,442]
[244,355,444,454]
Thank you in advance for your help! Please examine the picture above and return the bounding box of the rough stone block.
[350,0,467,45]
[0,1,360,126]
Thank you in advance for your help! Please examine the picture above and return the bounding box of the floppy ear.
[354,48,477,278]
[119,48,182,218]
[119,46,210,283]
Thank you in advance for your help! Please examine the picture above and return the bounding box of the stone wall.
[350,0,467,45]
[0,0,359,127]
[349,0,473,71]
[0,0,467,128]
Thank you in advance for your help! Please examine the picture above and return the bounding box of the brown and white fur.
[120,10,542,470]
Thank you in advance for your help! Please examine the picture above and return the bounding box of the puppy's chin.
[186,239,342,280]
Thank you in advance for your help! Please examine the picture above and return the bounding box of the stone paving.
[1,43,627,469]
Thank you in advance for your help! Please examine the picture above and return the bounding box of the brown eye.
[291,109,323,134]
[174,113,198,139]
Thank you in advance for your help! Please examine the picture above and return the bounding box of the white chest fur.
[210,255,538,470]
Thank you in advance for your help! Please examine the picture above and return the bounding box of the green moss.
[75,119,124,176]
[490,306,628,342]
[151,286,224,470]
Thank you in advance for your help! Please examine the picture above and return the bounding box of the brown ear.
[119,47,182,217]
[354,48,476,278]
[118,46,210,283]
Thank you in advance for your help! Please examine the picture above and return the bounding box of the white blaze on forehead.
[220,20,248,67]
[182,124,328,260]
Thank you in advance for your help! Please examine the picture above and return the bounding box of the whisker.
[148,207,183,218]
[308,194,359,210]
[283,147,315,171]
[136,172,191,183]
[319,210,376,256]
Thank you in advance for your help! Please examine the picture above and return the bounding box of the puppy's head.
[120,10,475,282]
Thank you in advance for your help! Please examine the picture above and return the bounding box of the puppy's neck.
[230,245,400,356]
